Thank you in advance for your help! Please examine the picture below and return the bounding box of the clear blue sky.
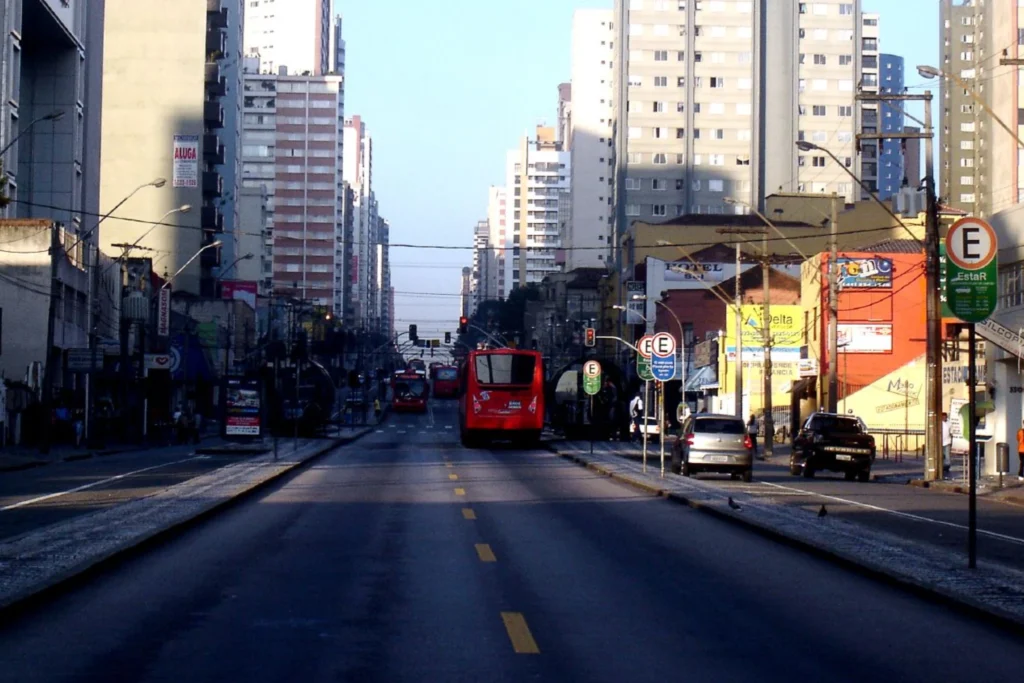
[337,0,936,337]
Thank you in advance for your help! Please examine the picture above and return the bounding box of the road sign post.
[944,216,998,570]
[583,360,602,455]
[649,332,676,477]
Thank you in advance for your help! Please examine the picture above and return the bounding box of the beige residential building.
[487,186,507,298]
[939,0,1023,217]
[611,0,867,239]
[567,9,615,270]
[99,0,240,296]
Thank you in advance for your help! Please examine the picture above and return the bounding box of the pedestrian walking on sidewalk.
[1017,419,1024,482]
[629,392,644,442]
[942,412,952,475]
[374,398,382,423]
[747,414,759,458]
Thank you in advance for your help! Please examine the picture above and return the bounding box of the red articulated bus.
[458,349,544,447]
[431,365,460,399]
[392,371,428,413]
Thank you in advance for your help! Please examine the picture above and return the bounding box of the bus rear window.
[474,354,536,386]
[436,368,458,381]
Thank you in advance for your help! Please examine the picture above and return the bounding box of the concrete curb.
[0,426,376,617]
[547,442,1024,634]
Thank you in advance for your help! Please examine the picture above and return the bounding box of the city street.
[1,401,1023,683]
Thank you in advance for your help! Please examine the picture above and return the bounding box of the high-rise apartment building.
[611,0,865,242]
[470,219,491,314]
[859,13,880,197]
[98,0,240,296]
[240,57,346,313]
[567,9,615,271]
[375,217,391,337]
[939,0,1022,216]
[343,115,379,330]
[878,53,906,199]
[243,0,330,76]
[502,127,570,294]
[487,186,507,298]
[558,83,573,148]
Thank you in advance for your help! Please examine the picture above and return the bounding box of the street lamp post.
[83,178,167,444]
[796,135,941,481]
[0,110,64,158]
[917,65,1024,151]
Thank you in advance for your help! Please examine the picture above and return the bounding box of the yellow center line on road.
[475,543,497,562]
[445,462,454,468]
[449,473,459,481]
[462,508,476,520]
[454,487,466,496]
[501,612,540,654]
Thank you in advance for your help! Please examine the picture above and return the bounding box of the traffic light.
[584,327,596,347]
[458,316,469,334]
[409,324,418,342]
[445,331,451,344]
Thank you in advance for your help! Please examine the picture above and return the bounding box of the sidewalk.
[550,438,1024,629]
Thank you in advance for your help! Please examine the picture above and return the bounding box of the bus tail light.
[528,397,538,414]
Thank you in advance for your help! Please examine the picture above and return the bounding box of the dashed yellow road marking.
[475,543,497,562]
[445,462,454,468]
[449,473,459,481]
[462,508,476,520]
[501,612,540,654]
[454,487,466,496]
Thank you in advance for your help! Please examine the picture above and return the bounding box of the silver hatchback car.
[671,413,753,482]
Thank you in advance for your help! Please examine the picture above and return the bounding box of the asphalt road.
[0,444,236,542]
[2,400,1023,683]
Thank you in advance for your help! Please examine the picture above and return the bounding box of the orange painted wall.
[820,252,926,399]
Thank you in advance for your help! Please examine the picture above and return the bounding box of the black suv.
[790,413,875,481]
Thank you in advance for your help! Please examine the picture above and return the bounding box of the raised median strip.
[548,440,1024,632]
[0,427,374,613]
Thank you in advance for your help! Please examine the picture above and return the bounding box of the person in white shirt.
[941,412,952,475]
[629,392,644,442]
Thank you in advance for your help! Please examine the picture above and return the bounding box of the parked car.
[671,414,753,482]
[636,415,661,437]
[790,412,875,481]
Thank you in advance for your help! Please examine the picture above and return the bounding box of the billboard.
[837,257,893,289]
[223,377,262,437]
[725,304,803,361]
[625,281,646,325]
[221,280,257,310]
[172,134,199,188]
[837,323,893,353]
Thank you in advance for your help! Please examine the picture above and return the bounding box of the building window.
[654,76,668,87]
[838,105,852,117]
[653,153,668,164]
[652,178,667,190]
[654,50,669,61]
[626,204,641,216]
[652,204,667,216]
[813,54,827,65]
[998,264,1024,309]
[710,77,725,88]
[839,54,852,66]
[812,105,826,116]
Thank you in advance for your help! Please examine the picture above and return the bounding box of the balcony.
[201,245,222,269]
[206,75,226,97]
[205,62,220,85]
[201,205,224,232]
[207,6,227,30]
[204,100,224,128]
[203,134,225,165]
[206,28,226,56]
[202,171,223,197]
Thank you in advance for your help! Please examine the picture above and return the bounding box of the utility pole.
[761,229,774,458]
[856,91,942,481]
[827,193,840,413]
[39,222,61,454]
[734,242,743,418]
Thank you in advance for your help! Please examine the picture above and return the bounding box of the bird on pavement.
[818,504,828,518]
[728,497,741,510]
